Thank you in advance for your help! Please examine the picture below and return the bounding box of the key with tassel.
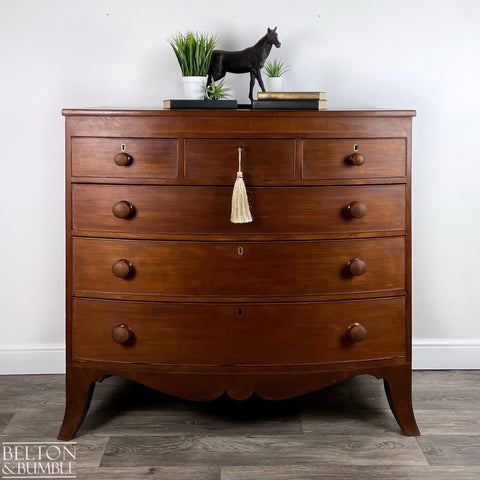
[230,146,253,223]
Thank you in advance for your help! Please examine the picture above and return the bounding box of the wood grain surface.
[302,138,406,180]
[71,297,406,365]
[184,138,295,182]
[72,137,178,179]
[71,236,405,300]
[72,184,405,237]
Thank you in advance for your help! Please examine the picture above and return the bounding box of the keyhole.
[353,144,358,152]
[238,308,242,315]
[238,247,243,255]
[121,143,126,152]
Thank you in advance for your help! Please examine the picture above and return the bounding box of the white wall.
[1,0,479,373]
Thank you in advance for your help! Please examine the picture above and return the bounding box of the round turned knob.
[112,324,133,345]
[347,201,368,219]
[112,200,135,219]
[114,152,132,166]
[347,322,367,342]
[347,258,367,276]
[348,152,365,166]
[112,259,134,278]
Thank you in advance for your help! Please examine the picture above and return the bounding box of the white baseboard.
[412,339,480,370]
[0,345,65,375]
[0,341,479,374]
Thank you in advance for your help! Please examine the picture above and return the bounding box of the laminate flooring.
[1,371,479,479]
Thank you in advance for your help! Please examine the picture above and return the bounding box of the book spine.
[252,100,326,110]
[257,92,326,100]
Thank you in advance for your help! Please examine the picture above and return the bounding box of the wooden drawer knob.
[114,152,132,166]
[112,259,134,278]
[348,152,365,166]
[112,200,135,219]
[112,324,133,345]
[347,258,367,276]
[347,201,368,218]
[347,323,367,342]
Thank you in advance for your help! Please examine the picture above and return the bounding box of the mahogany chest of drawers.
[58,108,419,439]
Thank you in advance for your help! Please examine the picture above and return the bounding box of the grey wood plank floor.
[1,371,479,479]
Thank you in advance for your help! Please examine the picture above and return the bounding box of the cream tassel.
[230,146,253,223]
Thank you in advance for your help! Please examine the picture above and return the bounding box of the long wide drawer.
[72,297,406,365]
[72,237,405,300]
[72,184,405,237]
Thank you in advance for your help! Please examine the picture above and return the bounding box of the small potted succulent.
[168,31,217,99]
[263,58,289,92]
[205,79,231,100]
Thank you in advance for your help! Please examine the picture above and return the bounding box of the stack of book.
[253,91,327,110]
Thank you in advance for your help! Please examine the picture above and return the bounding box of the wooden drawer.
[184,139,295,183]
[302,138,406,180]
[72,297,406,365]
[72,237,405,300]
[72,184,405,236]
[71,137,178,178]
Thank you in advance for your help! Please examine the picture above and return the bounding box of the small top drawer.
[184,138,295,184]
[71,137,178,179]
[302,139,406,180]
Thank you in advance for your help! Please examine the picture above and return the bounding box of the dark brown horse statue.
[207,27,281,103]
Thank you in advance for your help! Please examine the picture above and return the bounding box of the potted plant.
[168,31,217,99]
[205,79,231,100]
[263,58,289,92]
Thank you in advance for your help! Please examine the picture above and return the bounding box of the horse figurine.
[207,27,281,103]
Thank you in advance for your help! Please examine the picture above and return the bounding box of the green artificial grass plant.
[168,31,217,76]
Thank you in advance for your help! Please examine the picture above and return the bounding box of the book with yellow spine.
[257,91,326,100]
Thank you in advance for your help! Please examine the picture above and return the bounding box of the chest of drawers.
[58,109,419,439]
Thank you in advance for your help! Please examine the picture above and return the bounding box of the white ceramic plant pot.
[182,76,207,99]
[265,76,283,92]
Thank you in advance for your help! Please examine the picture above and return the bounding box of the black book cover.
[252,99,326,110]
[163,99,237,109]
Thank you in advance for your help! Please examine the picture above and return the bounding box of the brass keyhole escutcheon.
[353,144,358,151]
[121,143,126,152]
[238,247,243,255]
